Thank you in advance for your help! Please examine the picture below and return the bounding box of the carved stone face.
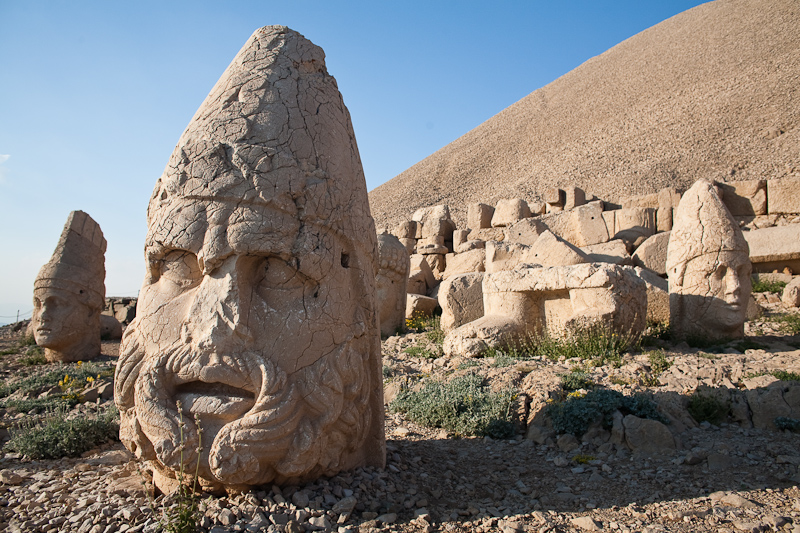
[116,198,378,492]
[32,286,98,362]
[673,250,751,334]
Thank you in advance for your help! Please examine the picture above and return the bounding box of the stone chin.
[116,323,372,493]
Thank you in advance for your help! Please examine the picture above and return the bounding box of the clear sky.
[0,0,709,324]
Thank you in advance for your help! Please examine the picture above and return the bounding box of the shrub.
[425,316,445,346]
[20,351,47,366]
[402,345,439,359]
[734,339,767,352]
[771,370,800,382]
[645,350,672,387]
[774,417,800,432]
[752,279,787,293]
[5,404,119,459]
[530,323,630,367]
[772,314,800,335]
[560,371,594,391]
[2,396,79,414]
[390,373,517,439]
[687,391,729,425]
[458,360,481,370]
[639,321,671,347]
[546,388,667,437]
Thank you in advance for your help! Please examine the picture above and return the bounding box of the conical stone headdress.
[35,210,106,310]
[666,179,749,277]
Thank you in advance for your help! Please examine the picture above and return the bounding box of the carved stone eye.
[159,250,202,289]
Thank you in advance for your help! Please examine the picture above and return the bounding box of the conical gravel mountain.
[368,0,799,229]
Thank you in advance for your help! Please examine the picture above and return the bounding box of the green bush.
[402,345,439,359]
[530,323,631,367]
[560,371,594,391]
[425,316,445,346]
[546,388,667,437]
[5,404,119,459]
[773,314,800,335]
[390,373,517,439]
[639,321,671,347]
[752,279,787,293]
[647,350,672,377]
[774,417,800,432]
[771,370,800,382]
[687,392,729,425]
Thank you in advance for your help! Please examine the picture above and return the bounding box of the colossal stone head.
[376,234,410,337]
[114,26,384,493]
[33,210,106,363]
[667,179,751,340]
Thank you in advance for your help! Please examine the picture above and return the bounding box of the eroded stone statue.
[443,263,647,358]
[32,210,106,362]
[376,234,410,337]
[667,179,751,341]
[115,26,384,493]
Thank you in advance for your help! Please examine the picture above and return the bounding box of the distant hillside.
[368,0,799,230]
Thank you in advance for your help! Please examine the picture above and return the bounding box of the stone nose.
[724,269,742,301]
[181,257,254,350]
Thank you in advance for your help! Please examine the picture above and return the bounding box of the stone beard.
[115,198,381,492]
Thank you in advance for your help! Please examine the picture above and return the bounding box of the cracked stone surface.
[115,26,384,493]
[667,179,752,341]
[377,234,410,337]
[32,210,106,363]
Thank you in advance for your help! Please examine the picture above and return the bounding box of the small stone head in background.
[115,26,384,494]
[32,210,106,362]
[667,179,751,340]
[376,234,410,337]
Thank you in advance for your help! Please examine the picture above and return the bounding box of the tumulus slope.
[368,0,800,230]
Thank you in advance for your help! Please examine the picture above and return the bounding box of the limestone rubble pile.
[369,0,800,230]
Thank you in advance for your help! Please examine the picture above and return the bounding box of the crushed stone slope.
[368,0,800,229]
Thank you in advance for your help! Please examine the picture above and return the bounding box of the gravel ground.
[1,301,800,533]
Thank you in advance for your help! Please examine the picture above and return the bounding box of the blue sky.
[0,0,708,324]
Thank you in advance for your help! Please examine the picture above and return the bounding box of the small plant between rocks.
[752,279,787,293]
[687,390,730,425]
[5,403,119,459]
[390,373,518,439]
[546,388,667,437]
[529,323,631,367]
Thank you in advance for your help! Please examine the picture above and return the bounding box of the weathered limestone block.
[745,382,799,430]
[634,266,670,324]
[492,199,532,227]
[667,179,752,341]
[32,210,106,363]
[438,273,485,332]
[632,232,670,276]
[485,231,587,273]
[657,206,673,232]
[453,229,469,249]
[623,415,676,455]
[443,263,646,357]
[564,187,586,210]
[504,218,546,246]
[406,294,439,320]
[442,249,485,280]
[658,187,682,209]
[425,254,447,280]
[398,238,416,254]
[467,203,494,230]
[615,207,656,240]
[377,234,411,337]
[622,193,659,210]
[392,221,418,240]
[571,201,609,246]
[546,188,566,209]
[767,177,800,214]
[601,211,616,239]
[407,271,428,296]
[529,200,546,216]
[455,240,486,254]
[413,205,455,239]
[539,201,608,247]
[717,180,767,216]
[743,225,800,273]
[580,240,632,266]
[114,26,385,494]
[409,254,437,293]
[782,277,800,307]
[468,227,506,242]
[101,314,123,340]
